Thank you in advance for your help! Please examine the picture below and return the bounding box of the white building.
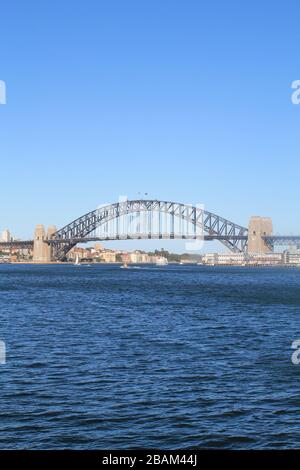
[202,252,282,266]
[283,249,300,265]
[202,253,218,265]
[217,253,246,265]
[1,229,11,243]
[248,253,282,265]
[129,251,150,263]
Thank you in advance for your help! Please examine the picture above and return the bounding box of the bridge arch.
[49,200,248,260]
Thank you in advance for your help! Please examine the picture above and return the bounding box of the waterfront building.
[202,252,283,266]
[217,253,246,265]
[248,253,282,266]
[129,251,151,263]
[100,250,117,263]
[283,249,300,265]
[67,247,87,261]
[202,253,218,265]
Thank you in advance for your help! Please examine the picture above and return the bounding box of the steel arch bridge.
[47,199,249,260]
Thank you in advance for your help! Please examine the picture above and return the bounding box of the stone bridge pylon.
[247,216,273,254]
[33,224,57,263]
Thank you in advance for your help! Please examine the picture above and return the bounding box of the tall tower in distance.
[1,229,11,242]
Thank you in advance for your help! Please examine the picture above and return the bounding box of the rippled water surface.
[1,264,300,449]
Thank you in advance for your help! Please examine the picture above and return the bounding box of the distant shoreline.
[0,261,299,268]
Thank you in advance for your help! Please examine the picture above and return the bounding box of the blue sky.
[1,1,300,251]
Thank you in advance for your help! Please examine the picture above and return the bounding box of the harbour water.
[1,264,300,449]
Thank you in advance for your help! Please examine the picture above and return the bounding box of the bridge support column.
[47,225,57,262]
[33,224,57,263]
[247,216,273,254]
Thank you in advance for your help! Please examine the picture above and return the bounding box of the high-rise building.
[2,229,11,242]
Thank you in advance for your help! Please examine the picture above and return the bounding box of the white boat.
[156,256,168,266]
[120,262,129,269]
[74,254,80,266]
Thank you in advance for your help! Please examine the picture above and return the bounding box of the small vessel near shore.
[120,262,129,269]
[74,254,80,266]
[156,257,168,266]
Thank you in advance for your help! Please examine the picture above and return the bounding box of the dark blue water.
[1,264,300,449]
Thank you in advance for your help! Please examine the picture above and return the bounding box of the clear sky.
[1,1,300,252]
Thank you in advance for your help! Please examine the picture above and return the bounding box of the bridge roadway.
[0,240,34,249]
[0,235,300,250]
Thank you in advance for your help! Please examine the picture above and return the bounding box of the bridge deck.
[1,235,300,249]
[1,235,300,251]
